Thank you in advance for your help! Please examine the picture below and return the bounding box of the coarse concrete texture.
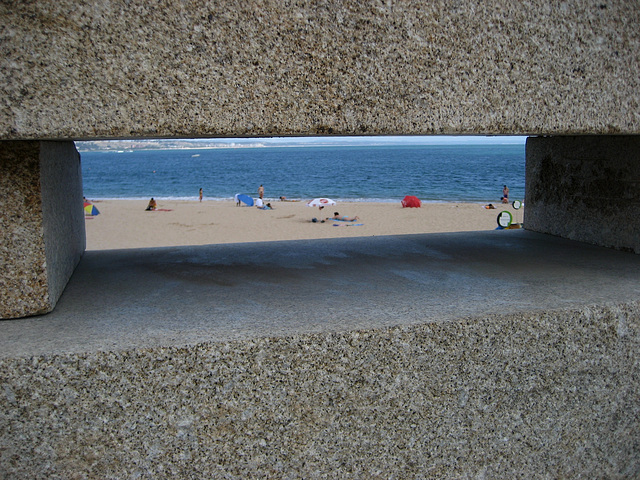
[2,0,640,318]
[1,231,639,478]
[2,0,640,476]
[525,135,640,253]
[1,1,639,139]
[0,141,84,319]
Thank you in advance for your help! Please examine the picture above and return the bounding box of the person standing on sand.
[199,188,203,202]
[502,185,509,204]
[258,184,264,200]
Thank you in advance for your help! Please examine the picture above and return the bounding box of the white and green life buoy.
[497,211,513,228]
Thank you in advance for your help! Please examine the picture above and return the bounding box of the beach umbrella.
[401,195,421,208]
[235,194,254,206]
[84,202,100,216]
[306,198,337,207]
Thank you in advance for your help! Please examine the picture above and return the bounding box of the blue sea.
[80,143,525,204]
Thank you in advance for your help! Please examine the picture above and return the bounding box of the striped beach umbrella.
[84,202,100,216]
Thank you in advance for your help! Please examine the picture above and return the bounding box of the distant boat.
[192,154,200,157]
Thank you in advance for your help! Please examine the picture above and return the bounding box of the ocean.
[79,142,526,204]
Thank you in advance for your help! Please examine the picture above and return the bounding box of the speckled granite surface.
[1,1,640,475]
[0,142,50,317]
[1,303,638,478]
[0,141,83,319]
[1,1,639,139]
[1,232,639,477]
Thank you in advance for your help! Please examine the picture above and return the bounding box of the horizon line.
[76,135,528,150]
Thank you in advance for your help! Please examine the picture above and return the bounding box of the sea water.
[80,143,525,204]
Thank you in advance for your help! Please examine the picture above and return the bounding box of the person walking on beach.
[199,188,203,202]
[258,184,264,200]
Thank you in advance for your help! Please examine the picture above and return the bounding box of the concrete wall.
[1,2,640,477]
[1,1,639,318]
[40,142,86,306]
[1,302,638,478]
[0,141,83,318]
[1,1,639,139]
[525,136,640,253]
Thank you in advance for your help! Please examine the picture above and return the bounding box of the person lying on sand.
[327,211,359,222]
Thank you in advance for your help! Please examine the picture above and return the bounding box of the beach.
[84,199,524,250]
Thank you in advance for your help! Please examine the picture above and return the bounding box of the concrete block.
[1,302,638,478]
[0,141,84,318]
[525,135,640,253]
[1,1,639,139]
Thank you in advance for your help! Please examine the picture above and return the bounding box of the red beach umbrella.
[401,195,421,208]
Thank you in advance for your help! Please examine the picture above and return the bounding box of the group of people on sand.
[484,185,513,209]
[255,198,273,210]
[144,184,359,219]
[231,184,275,208]
[149,184,273,210]
[146,184,510,219]
[256,184,273,209]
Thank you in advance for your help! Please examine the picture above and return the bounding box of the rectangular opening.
[76,135,526,250]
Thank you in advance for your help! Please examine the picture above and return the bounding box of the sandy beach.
[84,199,524,250]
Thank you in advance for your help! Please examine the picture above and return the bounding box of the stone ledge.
[2,232,639,476]
[2,230,640,357]
[1,302,638,478]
